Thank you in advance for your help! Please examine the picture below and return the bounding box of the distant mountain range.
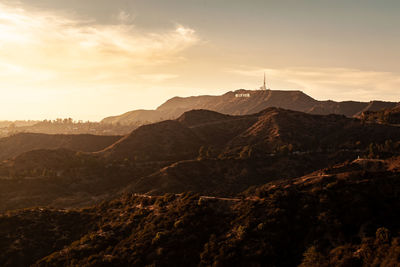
[102,89,398,125]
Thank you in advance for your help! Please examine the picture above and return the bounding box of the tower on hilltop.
[259,72,269,90]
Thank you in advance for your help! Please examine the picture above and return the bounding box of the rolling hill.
[102,89,398,126]
[1,107,400,211]
[100,120,204,162]
[104,108,400,195]
[0,133,121,161]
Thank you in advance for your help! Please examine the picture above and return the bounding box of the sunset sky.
[0,0,399,120]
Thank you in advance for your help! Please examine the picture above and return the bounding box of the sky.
[0,0,399,121]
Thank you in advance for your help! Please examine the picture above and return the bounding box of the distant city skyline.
[0,0,399,120]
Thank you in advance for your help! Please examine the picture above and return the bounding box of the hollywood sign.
[235,93,250,98]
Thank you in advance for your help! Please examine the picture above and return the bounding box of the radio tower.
[260,72,268,90]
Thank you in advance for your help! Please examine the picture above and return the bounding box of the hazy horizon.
[1,0,399,121]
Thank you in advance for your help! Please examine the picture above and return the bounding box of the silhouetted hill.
[101,89,398,125]
[177,109,234,127]
[1,156,400,266]
[101,109,164,125]
[178,109,258,148]
[0,133,121,161]
[101,120,204,162]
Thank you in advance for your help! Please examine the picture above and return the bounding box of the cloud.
[0,2,201,120]
[229,66,400,102]
[0,2,199,85]
[116,10,135,24]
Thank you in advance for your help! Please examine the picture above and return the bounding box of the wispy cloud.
[115,10,136,24]
[229,66,400,102]
[0,2,199,84]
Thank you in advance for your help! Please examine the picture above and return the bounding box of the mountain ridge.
[102,89,398,125]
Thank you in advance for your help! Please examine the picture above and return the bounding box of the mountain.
[1,156,400,266]
[101,89,398,125]
[116,108,400,195]
[0,133,121,161]
[1,107,400,212]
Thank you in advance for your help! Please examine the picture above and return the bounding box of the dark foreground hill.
[100,120,204,162]
[102,89,398,125]
[0,133,121,161]
[1,156,400,266]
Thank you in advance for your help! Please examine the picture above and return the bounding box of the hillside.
[1,156,400,266]
[100,120,204,162]
[0,133,121,161]
[223,107,400,156]
[101,89,398,126]
[102,107,400,162]
[101,109,164,125]
[105,108,400,196]
[1,108,400,212]
[358,104,400,125]
[126,154,348,196]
